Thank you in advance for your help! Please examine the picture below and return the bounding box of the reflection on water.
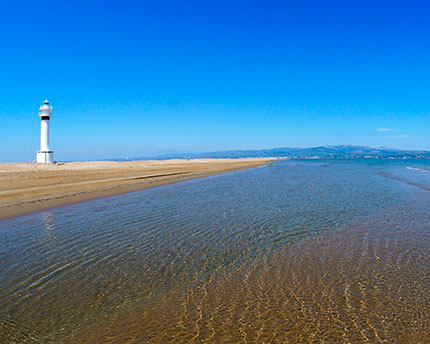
[0,159,429,343]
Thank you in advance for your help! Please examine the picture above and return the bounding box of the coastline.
[0,158,273,221]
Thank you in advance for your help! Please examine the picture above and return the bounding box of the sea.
[0,159,429,343]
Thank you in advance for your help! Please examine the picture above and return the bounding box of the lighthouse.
[36,99,54,163]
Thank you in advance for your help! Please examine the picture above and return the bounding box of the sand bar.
[0,158,273,220]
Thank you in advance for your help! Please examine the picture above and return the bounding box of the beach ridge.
[0,158,273,221]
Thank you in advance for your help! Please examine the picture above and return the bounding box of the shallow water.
[0,159,429,343]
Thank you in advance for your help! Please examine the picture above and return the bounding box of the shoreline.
[0,158,273,221]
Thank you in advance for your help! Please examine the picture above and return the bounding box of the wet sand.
[0,158,273,220]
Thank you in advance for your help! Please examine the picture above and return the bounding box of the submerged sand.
[70,205,430,344]
[0,158,273,220]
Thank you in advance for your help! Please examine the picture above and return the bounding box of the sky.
[1,0,430,161]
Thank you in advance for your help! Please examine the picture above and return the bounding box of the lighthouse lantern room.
[36,99,54,163]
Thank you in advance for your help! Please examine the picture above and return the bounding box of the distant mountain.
[120,145,430,160]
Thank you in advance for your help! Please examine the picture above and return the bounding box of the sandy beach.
[0,158,273,221]
[1,159,429,343]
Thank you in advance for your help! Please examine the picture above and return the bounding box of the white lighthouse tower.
[36,99,54,163]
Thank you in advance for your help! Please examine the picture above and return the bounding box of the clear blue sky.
[1,0,429,161]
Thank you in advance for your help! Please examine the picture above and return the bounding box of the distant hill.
[118,145,430,160]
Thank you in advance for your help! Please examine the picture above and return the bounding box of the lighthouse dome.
[39,99,53,116]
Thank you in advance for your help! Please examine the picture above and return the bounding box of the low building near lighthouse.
[36,100,54,163]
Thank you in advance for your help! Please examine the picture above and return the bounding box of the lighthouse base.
[37,151,54,164]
